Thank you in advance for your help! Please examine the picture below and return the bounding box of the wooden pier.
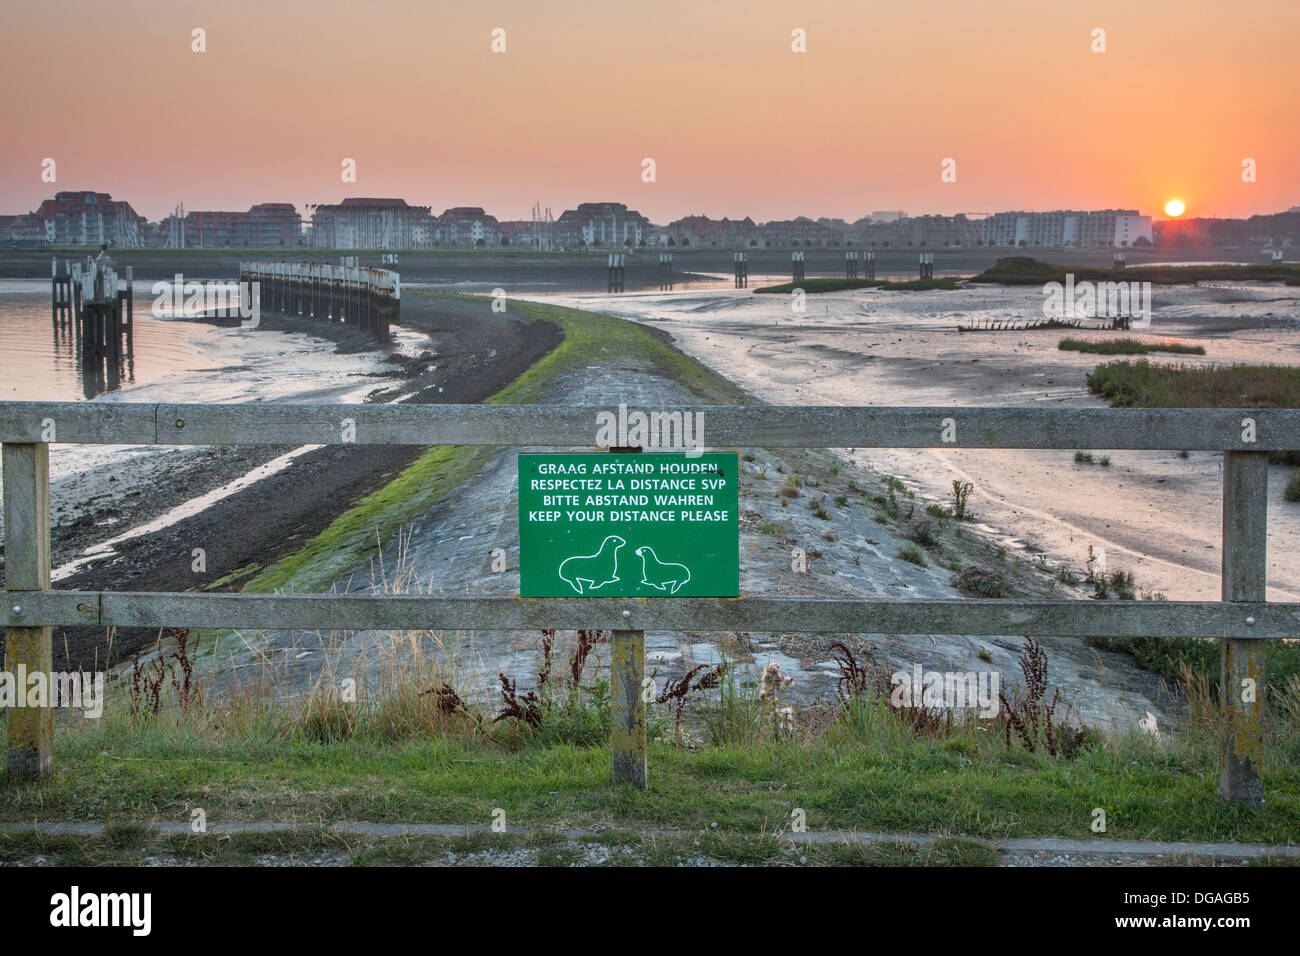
[50,253,134,382]
[239,260,399,340]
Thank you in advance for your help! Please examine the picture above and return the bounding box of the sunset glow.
[1164,199,1186,217]
[2,0,1296,222]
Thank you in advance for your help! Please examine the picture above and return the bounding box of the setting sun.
[1164,199,1186,217]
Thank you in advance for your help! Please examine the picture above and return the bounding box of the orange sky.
[2,0,1295,222]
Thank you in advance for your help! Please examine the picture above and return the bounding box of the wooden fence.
[3,401,1297,803]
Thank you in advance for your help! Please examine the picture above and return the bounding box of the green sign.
[518,452,739,598]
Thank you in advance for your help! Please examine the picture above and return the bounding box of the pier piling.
[607,254,625,293]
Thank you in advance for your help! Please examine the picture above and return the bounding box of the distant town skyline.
[4,0,1296,223]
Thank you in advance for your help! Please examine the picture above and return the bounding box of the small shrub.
[1285,469,1300,503]
[898,544,928,567]
[950,480,973,519]
[907,518,939,547]
[954,564,1010,597]
[1105,568,1137,600]
[997,638,1095,757]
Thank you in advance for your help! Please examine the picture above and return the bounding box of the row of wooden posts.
[50,255,135,370]
[598,251,939,291]
[845,250,877,280]
[239,259,400,340]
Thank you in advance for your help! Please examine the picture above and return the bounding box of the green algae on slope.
[240,294,750,598]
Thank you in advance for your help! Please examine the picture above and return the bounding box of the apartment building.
[554,202,656,248]
[858,214,980,247]
[980,210,1153,247]
[308,198,435,249]
[758,217,844,246]
[435,206,502,246]
[28,190,145,246]
[663,214,761,247]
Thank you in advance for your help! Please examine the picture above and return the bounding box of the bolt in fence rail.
[2,401,1297,801]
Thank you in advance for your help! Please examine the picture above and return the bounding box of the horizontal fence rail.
[0,399,1286,802]
[2,402,1300,449]
[2,593,1297,639]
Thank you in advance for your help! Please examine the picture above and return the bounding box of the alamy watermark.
[890,664,999,719]
[1042,273,1152,328]
[151,274,261,328]
[50,886,151,936]
[1,666,105,718]
[595,403,704,457]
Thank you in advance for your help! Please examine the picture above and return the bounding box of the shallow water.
[0,283,212,402]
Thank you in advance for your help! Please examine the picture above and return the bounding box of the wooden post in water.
[3,442,53,778]
[659,252,673,291]
[1220,450,1267,807]
[124,266,133,345]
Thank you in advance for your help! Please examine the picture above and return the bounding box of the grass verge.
[1059,337,1205,356]
[1,724,1297,844]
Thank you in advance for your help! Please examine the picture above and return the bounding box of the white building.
[981,209,1152,248]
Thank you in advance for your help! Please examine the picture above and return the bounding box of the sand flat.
[528,283,1300,601]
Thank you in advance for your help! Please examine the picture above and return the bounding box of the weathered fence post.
[1220,450,1267,806]
[611,627,647,788]
[3,442,53,778]
[609,441,647,788]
